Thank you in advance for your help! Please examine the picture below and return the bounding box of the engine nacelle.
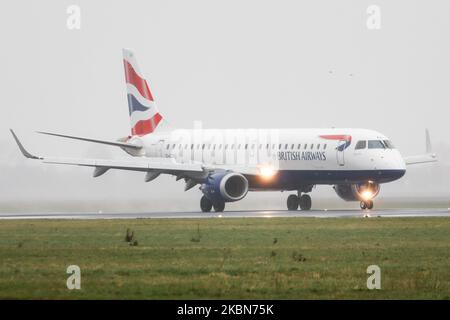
[201,171,249,203]
[334,182,380,202]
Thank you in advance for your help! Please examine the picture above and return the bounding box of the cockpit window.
[355,140,366,150]
[368,140,385,149]
[383,140,395,149]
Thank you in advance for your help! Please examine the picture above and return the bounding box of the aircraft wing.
[403,129,438,165]
[11,129,207,180]
[42,157,205,173]
[403,153,437,165]
[208,164,262,176]
[11,129,267,191]
[36,131,142,150]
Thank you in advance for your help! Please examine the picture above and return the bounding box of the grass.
[0,217,449,299]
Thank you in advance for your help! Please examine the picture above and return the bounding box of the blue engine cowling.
[333,182,380,201]
[201,171,249,203]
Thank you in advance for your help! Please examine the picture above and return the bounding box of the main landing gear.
[360,200,374,210]
[200,195,225,213]
[287,193,312,211]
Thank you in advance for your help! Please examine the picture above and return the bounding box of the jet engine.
[333,181,380,201]
[201,171,249,203]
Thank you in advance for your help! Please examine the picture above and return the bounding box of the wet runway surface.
[1,208,450,219]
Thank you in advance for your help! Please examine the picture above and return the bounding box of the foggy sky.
[1,1,450,212]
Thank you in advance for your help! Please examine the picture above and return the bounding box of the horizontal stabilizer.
[404,129,437,165]
[404,154,437,165]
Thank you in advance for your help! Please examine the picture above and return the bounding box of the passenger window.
[304,144,308,149]
[285,144,288,149]
[323,144,327,150]
[297,144,301,149]
[355,141,366,150]
[166,144,169,150]
[317,144,320,149]
[310,144,314,149]
[368,140,385,149]
[291,144,295,150]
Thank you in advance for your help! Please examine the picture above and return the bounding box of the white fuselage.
[125,128,406,191]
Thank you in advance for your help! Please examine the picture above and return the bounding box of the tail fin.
[123,48,164,136]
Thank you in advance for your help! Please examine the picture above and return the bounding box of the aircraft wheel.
[200,196,213,212]
[213,201,225,212]
[360,201,367,210]
[366,200,374,210]
[299,194,312,211]
[287,194,299,211]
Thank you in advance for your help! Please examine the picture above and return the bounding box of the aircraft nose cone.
[395,168,406,179]
[398,155,406,170]
[394,152,406,179]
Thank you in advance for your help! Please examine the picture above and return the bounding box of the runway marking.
[0,209,450,220]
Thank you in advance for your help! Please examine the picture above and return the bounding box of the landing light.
[260,166,277,179]
[361,190,373,201]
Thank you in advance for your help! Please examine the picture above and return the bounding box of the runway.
[1,208,450,219]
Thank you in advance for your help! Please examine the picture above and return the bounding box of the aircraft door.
[336,139,346,166]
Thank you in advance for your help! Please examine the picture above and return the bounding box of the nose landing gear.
[360,200,374,210]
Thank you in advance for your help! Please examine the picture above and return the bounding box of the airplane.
[10,48,437,213]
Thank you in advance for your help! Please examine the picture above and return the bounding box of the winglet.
[425,128,432,153]
[10,129,42,160]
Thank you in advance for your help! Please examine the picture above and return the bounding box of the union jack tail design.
[123,48,164,136]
